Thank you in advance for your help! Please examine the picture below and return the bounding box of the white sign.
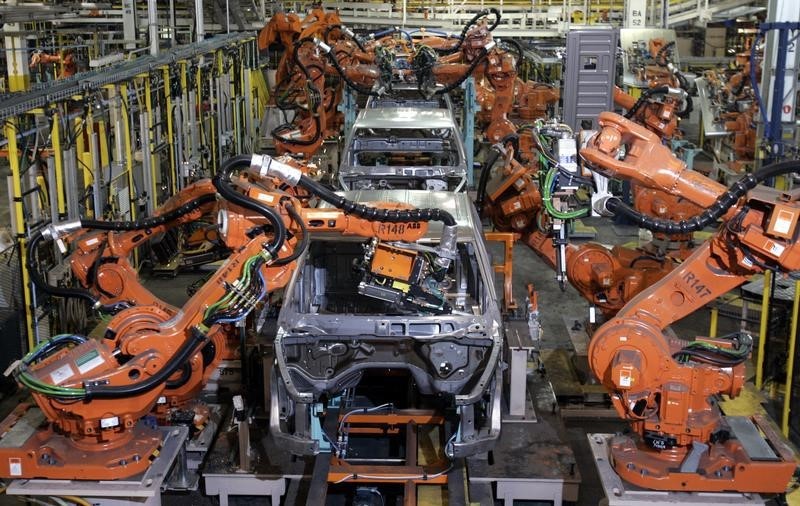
[625,0,647,28]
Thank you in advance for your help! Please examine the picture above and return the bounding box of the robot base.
[0,405,162,480]
[601,415,796,494]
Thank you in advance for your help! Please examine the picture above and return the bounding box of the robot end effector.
[245,154,459,314]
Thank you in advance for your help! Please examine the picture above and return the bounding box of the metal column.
[163,67,178,194]
[195,0,205,42]
[755,0,800,169]
[462,77,476,187]
[147,0,159,56]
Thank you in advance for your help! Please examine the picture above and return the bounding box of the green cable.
[17,370,85,397]
[203,254,261,319]
[542,166,589,220]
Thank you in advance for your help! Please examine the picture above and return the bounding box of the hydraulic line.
[28,192,217,306]
[654,40,675,67]
[499,38,524,72]
[624,86,670,119]
[602,159,800,234]
[272,201,308,266]
[80,194,216,231]
[319,40,380,96]
[27,231,99,305]
[165,361,193,389]
[428,46,492,97]
[323,24,366,52]
[271,38,323,146]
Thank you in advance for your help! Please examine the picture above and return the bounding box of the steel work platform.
[6,425,189,506]
[588,433,767,506]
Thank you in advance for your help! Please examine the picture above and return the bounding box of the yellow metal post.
[231,50,240,150]
[239,45,246,144]
[782,280,799,437]
[709,307,719,338]
[209,50,221,174]
[84,108,96,219]
[119,83,138,266]
[50,110,67,218]
[163,66,177,194]
[98,119,110,174]
[5,119,36,349]
[74,115,93,206]
[143,74,159,206]
[179,60,189,182]
[119,83,136,221]
[755,270,772,390]
[195,64,204,172]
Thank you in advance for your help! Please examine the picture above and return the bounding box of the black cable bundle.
[603,159,800,235]
[212,155,286,258]
[297,174,457,226]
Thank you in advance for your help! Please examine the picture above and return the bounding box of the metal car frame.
[338,107,469,192]
[270,190,502,458]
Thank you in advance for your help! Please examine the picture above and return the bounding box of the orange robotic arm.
[65,179,219,311]
[7,217,296,480]
[580,112,800,493]
[272,39,328,158]
[612,85,688,140]
[5,151,456,481]
[258,10,301,52]
[515,80,559,122]
[480,144,678,317]
[583,112,726,210]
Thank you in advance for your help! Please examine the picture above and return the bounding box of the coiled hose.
[603,159,800,235]
[83,326,207,400]
[438,8,501,55]
[499,38,524,72]
[624,84,693,120]
[272,201,308,266]
[297,174,457,226]
[476,133,521,214]
[212,154,286,258]
[624,85,670,119]
[654,40,675,67]
[422,47,491,97]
